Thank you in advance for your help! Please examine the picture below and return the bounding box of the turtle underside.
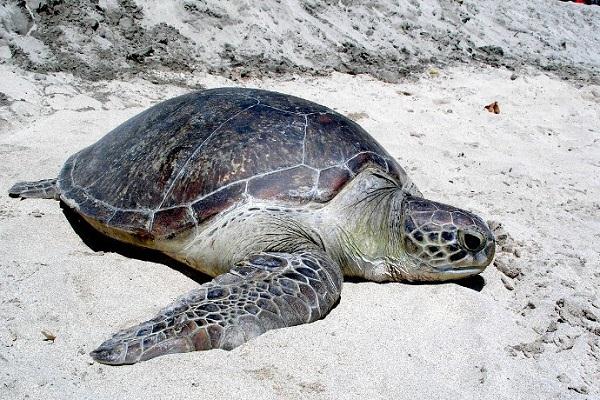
[58,88,412,243]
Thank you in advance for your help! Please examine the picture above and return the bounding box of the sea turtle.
[9,88,495,365]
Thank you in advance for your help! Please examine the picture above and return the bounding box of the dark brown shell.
[58,88,411,241]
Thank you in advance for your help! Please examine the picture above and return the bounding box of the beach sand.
[1,1,599,399]
[1,64,598,399]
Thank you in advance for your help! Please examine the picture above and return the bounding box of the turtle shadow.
[407,275,486,292]
[344,274,486,292]
[60,202,212,285]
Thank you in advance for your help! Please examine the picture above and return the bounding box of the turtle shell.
[58,88,416,242]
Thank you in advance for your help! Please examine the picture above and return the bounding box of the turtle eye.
[459,230,485,252]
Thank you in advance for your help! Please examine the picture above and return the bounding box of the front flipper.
[8,178,59,200]
[90,250,343,365]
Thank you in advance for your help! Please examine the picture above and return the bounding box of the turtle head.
[391,196,495,281]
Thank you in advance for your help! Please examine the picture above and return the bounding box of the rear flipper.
[90,249,343,365]
[8,178,59,200]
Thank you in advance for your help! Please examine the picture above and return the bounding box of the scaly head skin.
[388,195,495,281]
[327,178,495,283]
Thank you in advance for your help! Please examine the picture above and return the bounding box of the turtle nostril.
[461,231,485,252]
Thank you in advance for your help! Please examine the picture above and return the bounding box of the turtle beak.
[436,233,495,280]
[434,265,485,280]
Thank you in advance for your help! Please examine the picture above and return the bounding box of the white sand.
[1,63,599,399]
[1,0,600,398]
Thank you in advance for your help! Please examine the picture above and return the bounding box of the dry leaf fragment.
[41,330,56,342]
[484,101,500,114]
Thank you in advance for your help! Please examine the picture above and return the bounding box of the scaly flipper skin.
[90,249,343,365]
[8,178,59,200]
